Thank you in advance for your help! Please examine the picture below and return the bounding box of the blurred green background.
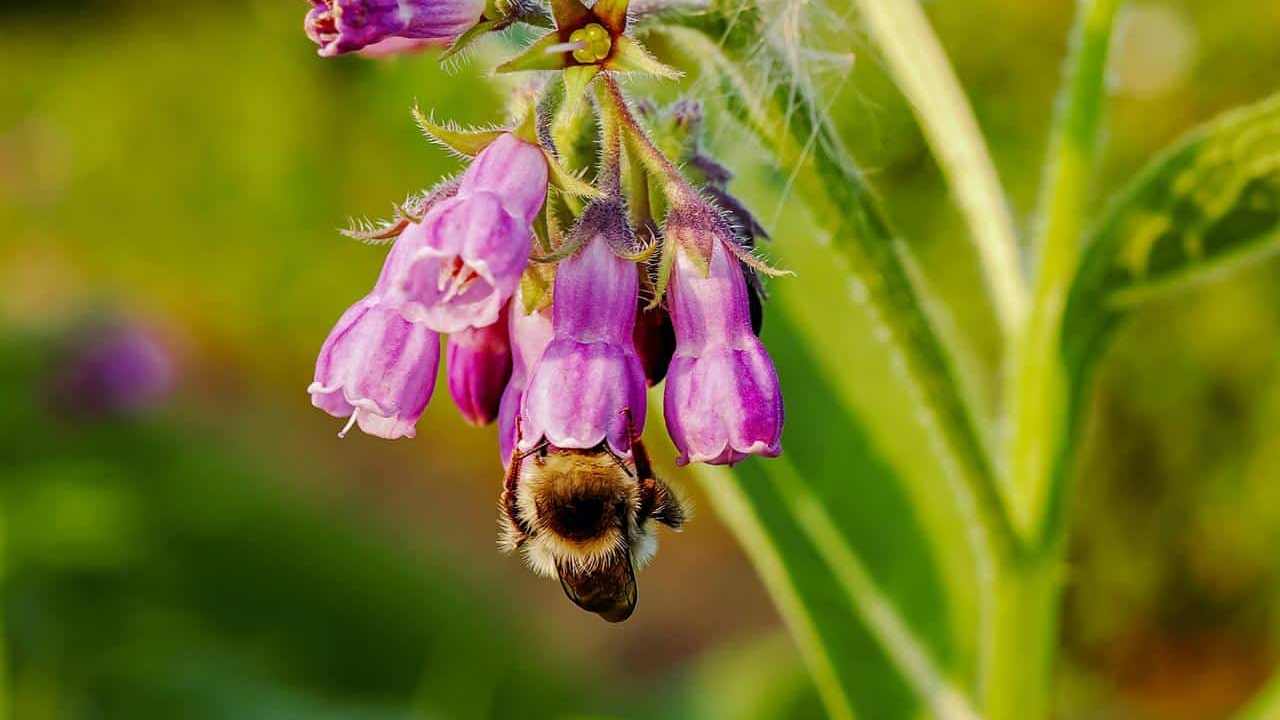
[2,0,1279,718]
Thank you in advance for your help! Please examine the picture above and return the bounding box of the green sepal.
[412,106,503,156]
[592,0,630,34]
[512,101,539,145]
[496,32,571,73]
[532,204,553,254]
[605,37,681,79]
[543,149,603,199]
[549,0,592,33]
[562,65,601,116]
[442,18,503,59]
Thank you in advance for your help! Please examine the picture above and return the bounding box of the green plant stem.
[992,1,1119,718]
[852,0,1026,339]
[1007,0,1119,542]
[984,552,1062,720]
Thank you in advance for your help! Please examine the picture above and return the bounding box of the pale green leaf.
[689,307,977,720]
[495,32,571,73]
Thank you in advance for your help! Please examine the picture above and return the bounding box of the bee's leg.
[499,416,538,549]
[625,409,685,529]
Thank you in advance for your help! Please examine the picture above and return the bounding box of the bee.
[499,419,686,623]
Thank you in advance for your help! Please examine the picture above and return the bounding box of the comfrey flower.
[309,295,441,439]
[497,288,554,464]
[308,190,456,439]
[386,133,548,333]
[662,201,783,465]
[305,0,485,57]
[447,303,513,426]
[519,201,648,456]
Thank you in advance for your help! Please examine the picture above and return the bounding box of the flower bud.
[446,304,513,426]
[497,291,554,464]
[663,207,782,465]
[386,133,548,333]
[309,296,441,439]
[633,304,675,387]
[305,0,485,57]
[520,203,647,456]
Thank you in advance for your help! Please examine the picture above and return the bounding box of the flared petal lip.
[391,249,504,332]
[675,439,782,467]
[307,382,419,439]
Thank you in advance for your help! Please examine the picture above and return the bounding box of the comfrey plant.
[301,0,1280,716]
[306,0,783,622]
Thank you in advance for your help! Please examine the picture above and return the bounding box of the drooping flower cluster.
[307,103,783,466]
[300,0,785,620]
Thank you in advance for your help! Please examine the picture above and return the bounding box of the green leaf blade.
[1084,93,1280,311]
[692,308,978,720]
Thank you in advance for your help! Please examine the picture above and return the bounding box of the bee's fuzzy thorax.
[513,450,640,574]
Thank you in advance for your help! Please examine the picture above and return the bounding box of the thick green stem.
[993,2,1119,717]
[983,550,1063,720]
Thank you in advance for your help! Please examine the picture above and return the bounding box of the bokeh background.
[3,1,1280,718]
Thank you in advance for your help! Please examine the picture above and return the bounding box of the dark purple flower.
[633,304,674,387]
[305,0,484,57]
[497,288,554,465]
[386,133,548,333]
[447,303,513,426]
[309,295,441,439]
[520,204,647,456]
[663,208,782,465]
[51,321,175,417]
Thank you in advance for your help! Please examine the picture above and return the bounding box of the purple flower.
[309,295,441,439]
[520,203,647,456]
[305,0,484,57]
[446,303,513,426]
[497,290,554,465]
[386,133,548,333]
[663,209,782,466]
[50,320,175,417]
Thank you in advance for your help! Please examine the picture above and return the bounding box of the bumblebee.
[499,420,686,622]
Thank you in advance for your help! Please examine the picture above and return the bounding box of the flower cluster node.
[569,23,612,63]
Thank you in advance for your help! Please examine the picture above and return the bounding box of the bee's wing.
[557,553,637,623]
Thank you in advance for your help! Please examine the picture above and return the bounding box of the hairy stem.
[852,0,1026,339]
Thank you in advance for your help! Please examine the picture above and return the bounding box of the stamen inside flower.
[307,6,339,42]
[436,257,483,303]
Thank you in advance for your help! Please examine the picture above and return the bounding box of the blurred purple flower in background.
[50,318,176,417]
